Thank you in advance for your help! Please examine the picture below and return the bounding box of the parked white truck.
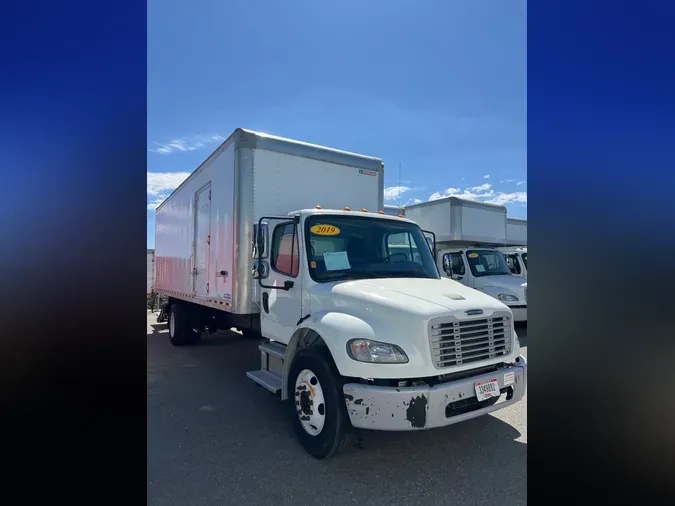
[404,197,528,322]
[499,217,527,277]
[383,204,405,216]
[154,129,527,458]
[498,246,528,278]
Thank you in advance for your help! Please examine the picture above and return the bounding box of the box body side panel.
[154,143,235,308]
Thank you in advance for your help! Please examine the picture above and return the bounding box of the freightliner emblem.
[465,309,484,316]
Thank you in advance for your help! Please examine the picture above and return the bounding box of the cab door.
[256,218,303,344]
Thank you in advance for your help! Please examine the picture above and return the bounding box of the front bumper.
[343,355,527,431]
[510,306,527,322]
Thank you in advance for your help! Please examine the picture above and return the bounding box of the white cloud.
[500,179,526,185]
[428,187,460,201]
[147,171,191,197]
[149,134,224,155]
[426,184,526,209]
[483,174,490,179]
[147,171,192,211]
[468,183,492,194]
[485,192,527,205]
[383,186,411,201]
[147,198,165,211]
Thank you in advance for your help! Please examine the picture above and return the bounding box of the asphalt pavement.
[147,312,527,506]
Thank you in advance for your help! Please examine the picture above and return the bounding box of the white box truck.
[499,218,527,278]
[154,129,527,458]
[506,217,527,246]
[383,204,404,216]
[498,246,528,278]
[404,197,528,322]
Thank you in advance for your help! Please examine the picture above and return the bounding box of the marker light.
[315,205,323,209]
[361,208,368,212]
[344,206,351,211]
[377,210,385,214]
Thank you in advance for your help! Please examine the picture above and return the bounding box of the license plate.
[474,378,500,402]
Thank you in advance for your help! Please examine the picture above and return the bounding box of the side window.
[506,254,521,274]
[386,232,417,263]
[271,222,299,277]
[450,253,465,275]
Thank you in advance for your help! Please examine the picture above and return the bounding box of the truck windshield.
[521,252,527,268]
[466,250,512,277]
[304,215,440,283]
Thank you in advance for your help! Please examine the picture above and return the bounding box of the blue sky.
[147,0,527,248]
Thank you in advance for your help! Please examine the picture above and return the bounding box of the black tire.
[241,328,261,339]
[288,348,352,459]
[168,302,200,346]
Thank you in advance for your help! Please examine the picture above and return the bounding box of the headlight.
[498,293,519,302]
[346,339,409,363]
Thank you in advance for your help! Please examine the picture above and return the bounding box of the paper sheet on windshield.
[323,251,351,271]
[475,264,485,272]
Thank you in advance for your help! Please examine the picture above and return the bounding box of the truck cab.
[439,247,527,322]
[250,207,526,458]
[497,246,528,278]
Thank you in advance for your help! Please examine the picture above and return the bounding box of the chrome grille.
[429,314,512,369]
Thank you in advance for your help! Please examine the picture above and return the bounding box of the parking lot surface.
[148,313,527,505]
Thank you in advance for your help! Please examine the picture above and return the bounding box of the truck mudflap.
[342,356,527,431]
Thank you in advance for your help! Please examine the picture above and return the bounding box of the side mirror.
[442,255,452,275]
[422,229,436,259]
[252,223,269,259]
[253,260,268,279]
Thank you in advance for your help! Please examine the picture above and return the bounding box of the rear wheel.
[288,348,352,459]
[241,328,261,339]
[168,302,200,346]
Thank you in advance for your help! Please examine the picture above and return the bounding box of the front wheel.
[288,348,352,459]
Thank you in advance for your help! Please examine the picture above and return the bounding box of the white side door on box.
[193,183,212,297]
[260,220,303,343]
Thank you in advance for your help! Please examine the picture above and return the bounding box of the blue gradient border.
[0,0,147,501]
[529,1,675,502]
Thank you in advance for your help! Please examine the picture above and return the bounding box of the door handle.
[262,292,269,313]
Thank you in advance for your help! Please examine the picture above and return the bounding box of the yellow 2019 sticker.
[310,224,340,236]
[467,252,479,259]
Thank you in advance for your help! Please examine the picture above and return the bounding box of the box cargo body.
[154,128,384,315]
[506,217,527,246]
[404,196,508,245]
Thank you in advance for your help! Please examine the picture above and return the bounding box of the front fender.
[298,309,430,380]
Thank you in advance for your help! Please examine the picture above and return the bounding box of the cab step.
[246,340,288,395]
[259,341,286,359]
[246,370,282,394]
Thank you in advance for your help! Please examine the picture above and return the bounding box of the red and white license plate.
[474,378,500,402]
